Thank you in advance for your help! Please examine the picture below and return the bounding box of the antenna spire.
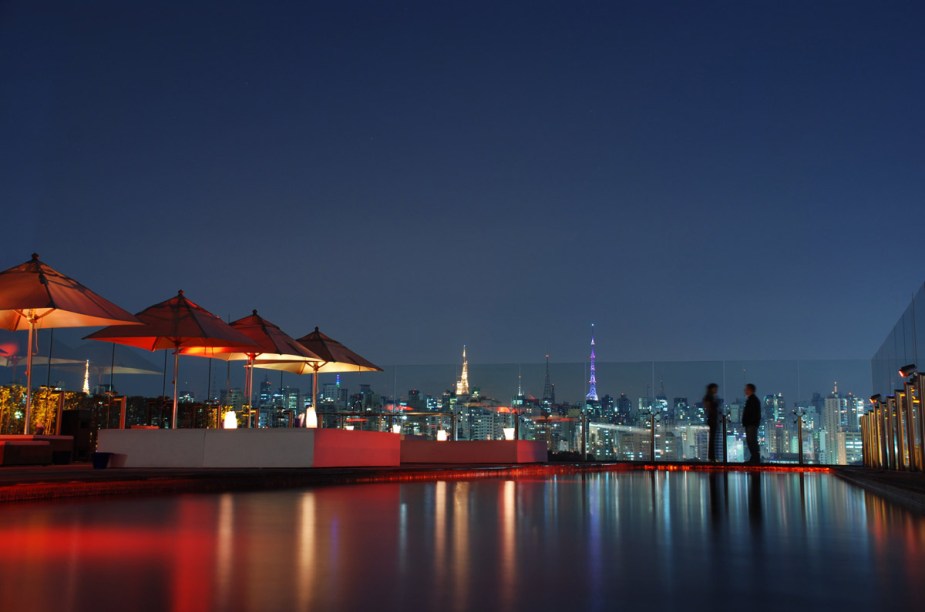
[586,324,599,402]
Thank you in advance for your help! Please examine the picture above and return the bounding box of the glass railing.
[1,358,873,465]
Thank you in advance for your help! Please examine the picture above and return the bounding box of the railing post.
[916,374,925,472]
[880,401,891,469]
[895,392,908,470]
[902,383,918,471]
[650,412,656,463]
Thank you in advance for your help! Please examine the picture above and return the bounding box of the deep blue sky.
[2,0,924,370]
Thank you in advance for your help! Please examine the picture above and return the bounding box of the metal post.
[916,374,925,472]
[903,383,917,471]
[880,401,892,469]
[24,319,36,434]
[118,396,127,430]
[886,397,898,470]
[860,414,868,467]
[895,392,908,470]
[171,349,180,429]
[650,411,656,463]
[55,391,64,436]
[876,404,886,468]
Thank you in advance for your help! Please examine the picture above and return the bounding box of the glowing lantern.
[391,423,402,434]
[305,407,318,429]
[344,425,355,431]
[503,427,515,441]
[436,429,448,442]
[223,411,238,429]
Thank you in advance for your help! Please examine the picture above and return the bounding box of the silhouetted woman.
[704,383,721,462]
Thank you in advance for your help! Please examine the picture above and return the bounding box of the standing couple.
[703,382,762,464]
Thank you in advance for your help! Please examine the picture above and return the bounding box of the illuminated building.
[823,383,847,464]
[220,388,244,411]
[542,354,555,408]
[455,345,470,396]
[586,325,598,402]
[258,376,272,407]
[82,360,90,394]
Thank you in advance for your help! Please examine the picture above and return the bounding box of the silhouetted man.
[703,383,721,462]
[742,383,761,464]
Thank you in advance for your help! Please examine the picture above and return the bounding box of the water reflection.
[0,473,922,611]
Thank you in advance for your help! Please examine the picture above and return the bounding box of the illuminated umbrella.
[0,253,140,433]
[253,326,381,427]
[86,290,257,428]
[181,310,322,427]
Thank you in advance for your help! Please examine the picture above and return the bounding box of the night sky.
[2,1,924,378]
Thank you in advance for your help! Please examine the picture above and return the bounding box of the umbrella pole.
[24,319,35,435]
[246,356,255,428]
[171,349,180,429]
[308,364,320,429]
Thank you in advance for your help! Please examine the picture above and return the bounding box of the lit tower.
[586,324,598,402]
[81,359,90,394]
[455,345,470,396]
[542,354,555,406]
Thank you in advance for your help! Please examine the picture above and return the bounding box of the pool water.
[0,472,922,611]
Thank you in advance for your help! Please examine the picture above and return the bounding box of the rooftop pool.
[0,470,922,611]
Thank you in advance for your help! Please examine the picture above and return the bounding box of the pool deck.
[0,462,922,513]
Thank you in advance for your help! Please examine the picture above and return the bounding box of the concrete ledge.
[0,441,53,466]
[97,429,400,468]
[400,439,548,464]
[0,435,74,464]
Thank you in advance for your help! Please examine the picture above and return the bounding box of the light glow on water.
[0,473,922,611]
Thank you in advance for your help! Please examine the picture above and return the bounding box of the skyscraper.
[455,345,470,396]
[82,360,90,395]
[542,354,555,407]
[823,382,846,464]
[586,325,598,402]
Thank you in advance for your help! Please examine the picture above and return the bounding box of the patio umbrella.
[181,310,322,427]
[0,253,139,433]
[85,290,257,428]
[253,326,381,427]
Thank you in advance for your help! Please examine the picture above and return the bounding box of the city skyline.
[0,324,872,408]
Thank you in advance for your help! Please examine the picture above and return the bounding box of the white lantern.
[391,423,402,434]
[502,427,515,441]
[436,429,448,442]
[305,407,318,429]
[223,411,238,429]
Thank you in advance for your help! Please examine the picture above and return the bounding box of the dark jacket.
[742,394,761,427]
[703,393,720,427]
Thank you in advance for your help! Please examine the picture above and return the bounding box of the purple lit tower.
[586,324,599,402]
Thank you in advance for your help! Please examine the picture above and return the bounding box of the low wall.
[0,435,74,464]
[400,439,548,464]
[97,429,400,468]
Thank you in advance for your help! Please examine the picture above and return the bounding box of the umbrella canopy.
[75,342,162,377]
[0,354,85,369]
[181,310,322,426]
[0,253,140,433]
[181,310,322,363]
[86,290,257,427]
[253,326,381,426]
